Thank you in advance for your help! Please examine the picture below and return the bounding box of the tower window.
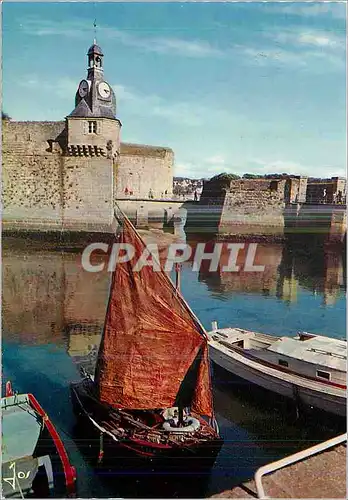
[88,121,97,134]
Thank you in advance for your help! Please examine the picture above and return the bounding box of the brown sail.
[94,217,213,417]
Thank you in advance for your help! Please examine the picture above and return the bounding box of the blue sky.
[2,1,346,178]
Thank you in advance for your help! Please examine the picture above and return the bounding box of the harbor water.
[2,233,346,497]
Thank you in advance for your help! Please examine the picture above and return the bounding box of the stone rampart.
[2,120,66,223]
[117,143,173,199]
[196,177,286,236]
[219,179,286,235]
[2,120,175,231]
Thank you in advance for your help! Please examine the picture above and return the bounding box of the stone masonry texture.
[2,119,174,229]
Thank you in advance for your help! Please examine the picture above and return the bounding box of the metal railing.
[254,433,347,499]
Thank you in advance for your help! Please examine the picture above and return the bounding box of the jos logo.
[3,462,31,491]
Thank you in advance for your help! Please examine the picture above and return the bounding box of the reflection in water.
[2,249,109,348]
[1,233,346,497]
[197,241,283,298]
[2,234,345,347]
[194,234,346,307]
[277,234,346,306]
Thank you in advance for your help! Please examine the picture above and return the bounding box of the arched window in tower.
[95,56,102,68]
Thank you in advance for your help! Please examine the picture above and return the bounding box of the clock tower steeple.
[87,39,104,81]
[68,40,117,120]
[66,41,121,159]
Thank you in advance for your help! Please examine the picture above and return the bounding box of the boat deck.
[2,394,42,463]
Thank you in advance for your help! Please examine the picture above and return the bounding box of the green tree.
[210,172,240,182]
[242,173,260,179]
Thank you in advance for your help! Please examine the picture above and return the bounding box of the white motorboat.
[208,326,346,417]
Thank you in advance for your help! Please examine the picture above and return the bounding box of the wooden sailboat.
[70,213,222,472]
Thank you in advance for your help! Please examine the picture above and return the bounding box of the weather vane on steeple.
[93,19,97,45]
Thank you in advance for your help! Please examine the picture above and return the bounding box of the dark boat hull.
[70,379,223,475]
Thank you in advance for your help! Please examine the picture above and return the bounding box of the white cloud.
[113,84,138,102]
[113,83,219,126]
[274,2,347,21]
[297,31,344,48]
[241,24,345,71]
[241,44,344,71]
[250,158,346,178]
[18,76,77,98]
[21,17,221,59]
[140,37,221,58]
[176,155,246,178]
[175,156,346,180]
[243,47,307,67]
[270,27,345,50]
[21,18,88,38]
[205,155,226,166]
[175,160,228,179]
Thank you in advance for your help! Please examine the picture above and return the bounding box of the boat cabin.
[210,328,347,386]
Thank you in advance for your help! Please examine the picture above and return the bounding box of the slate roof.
[88,44,103,56]
[68,99,116,120]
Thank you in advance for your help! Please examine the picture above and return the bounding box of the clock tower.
[66,40,121,159]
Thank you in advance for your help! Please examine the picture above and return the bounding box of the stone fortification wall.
[117,143,173,199]
[219,179,286,235]
[306,177,346,204]
[199,176,228,206]
[116,199,184,230]
[2,120,66,154]
[2,120,66,223]
[62,156,114,228]
[2,120,114,229]
[198,176,286,235]
[285,177,308,203]
[2,120,174,231]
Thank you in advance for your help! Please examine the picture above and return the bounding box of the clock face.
[98,81,111,100]
[78,80,89,98]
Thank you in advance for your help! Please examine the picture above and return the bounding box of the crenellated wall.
[2,119,174,231]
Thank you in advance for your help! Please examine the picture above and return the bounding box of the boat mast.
[175,263,181,292]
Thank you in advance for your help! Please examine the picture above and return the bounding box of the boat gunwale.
[27,393,77,497]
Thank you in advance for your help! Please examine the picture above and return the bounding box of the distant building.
[173,177,203,200]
